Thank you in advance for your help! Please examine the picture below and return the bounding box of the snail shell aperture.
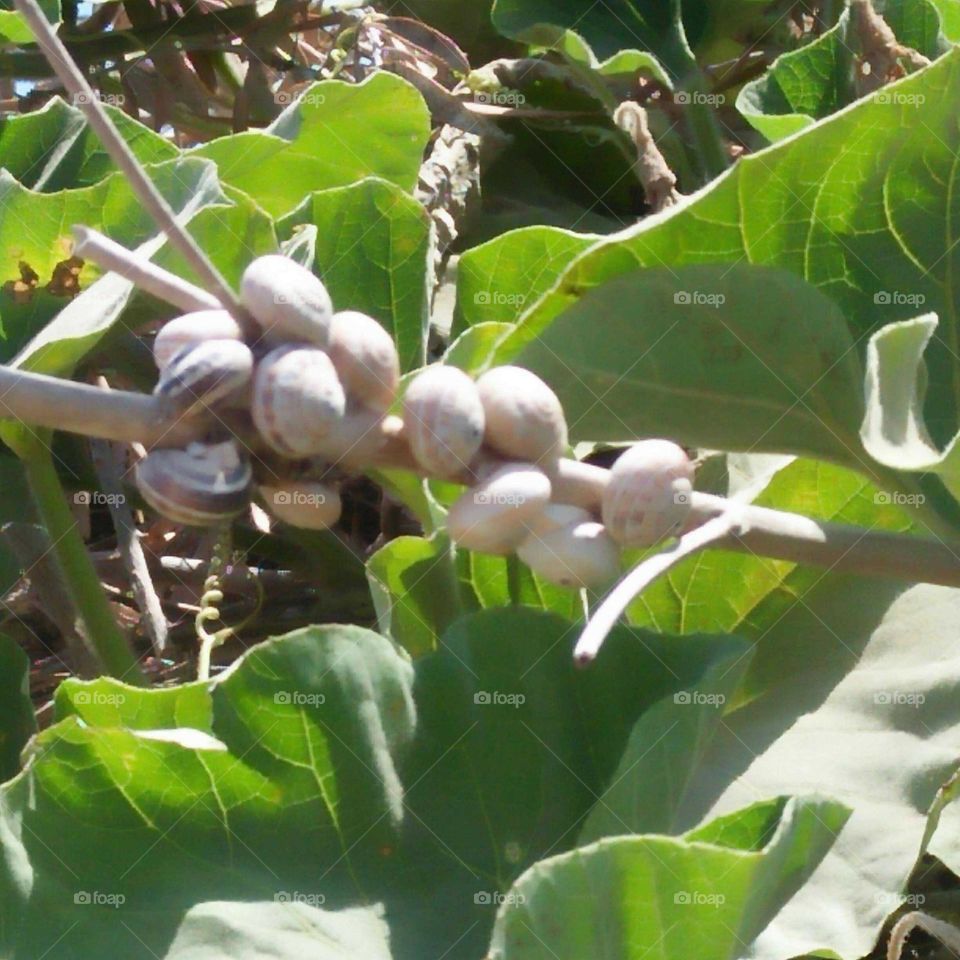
[241,255,333,346]
[135,441,251,526]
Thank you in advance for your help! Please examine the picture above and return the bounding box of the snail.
[327,310,400,414]
[517,521,620,589]
[403,365,485,478]
[476,366,568,469]
[259,481,342,530]
[251,345,346,457]
[240,255,333,346]
[135,441,251,526]
[152,309,244,371]
[601,439,694,547]
[447,461,551,554]
[154,339,254,416]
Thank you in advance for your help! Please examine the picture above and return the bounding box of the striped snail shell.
[154,339,254,416]
[251,345,346,457]
[403,365,485,478]
[135,441,251,526]
[153,310,244,371]
[241,255,333,346]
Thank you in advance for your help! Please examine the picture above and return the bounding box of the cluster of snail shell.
[136,255,696,590]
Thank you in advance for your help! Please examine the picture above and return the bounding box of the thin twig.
[72,226,222,314]
[13,0,246,319]
[614,101,681,212]
[574,510,747,666]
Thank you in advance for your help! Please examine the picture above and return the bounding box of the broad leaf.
[488,796,849,960]
[0,634,34,783]
[192,74,431,219]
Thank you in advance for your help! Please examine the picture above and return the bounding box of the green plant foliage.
[0,633,34,782]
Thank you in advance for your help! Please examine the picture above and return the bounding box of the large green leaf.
[192,74,431,219]
[488,796,849,960]
[0,625,415,959]
[390,607,747,960]
[0,634,34,784]
[508,263,866,464]
[495,49,960,449]
[0,98,177,191]
[737,0,947,142]
[283,178,431,372]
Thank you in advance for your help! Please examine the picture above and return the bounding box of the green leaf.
[55,677,212,731]
[860,314,960,499]
[508,263,865,464]
[0,98,177,191]
[488,796,849,960]
[443,321,513,373]
[737,0,947,143]
[491,0,694,79]
[163,901,392,959]
[284,178,431,372]
[0,0,58,44]
[0,625,415,958]
[191,74,431,219]
[497,50,960,449]
[454,226,597,338]
[0,634,34,783]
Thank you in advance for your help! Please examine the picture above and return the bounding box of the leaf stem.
[20,436,145,684]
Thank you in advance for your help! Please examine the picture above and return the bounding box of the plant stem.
[13,0,247,321]
[20,436,145,684]
[684,95,729,182]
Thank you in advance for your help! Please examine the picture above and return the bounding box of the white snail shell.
[601,440,694,547]
[153,310,245,371]
[476,366,568,468]
[135,441,251,526]
[517,521,620,589]
[251,345,347,457]
[154,339,253,416]
[522,502,593,539]
[327,310,400,414]
[447,462,551,555]
[259,481,342,530]
[404,365,485,478]
[241,255,333,346]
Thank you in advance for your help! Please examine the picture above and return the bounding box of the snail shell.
[153,310,244,371]
[522,502,593,539]
[241,255,333,346]
[251,345,347,457]
[327,311,400,414]
[517,521,620,589]
[135,441,251,526]
[601,440,694,547]
[259,481,342,530]
[447,462,551,554]
[476,366,568,469]
[154,339,254,416]
[403,366,485,478]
